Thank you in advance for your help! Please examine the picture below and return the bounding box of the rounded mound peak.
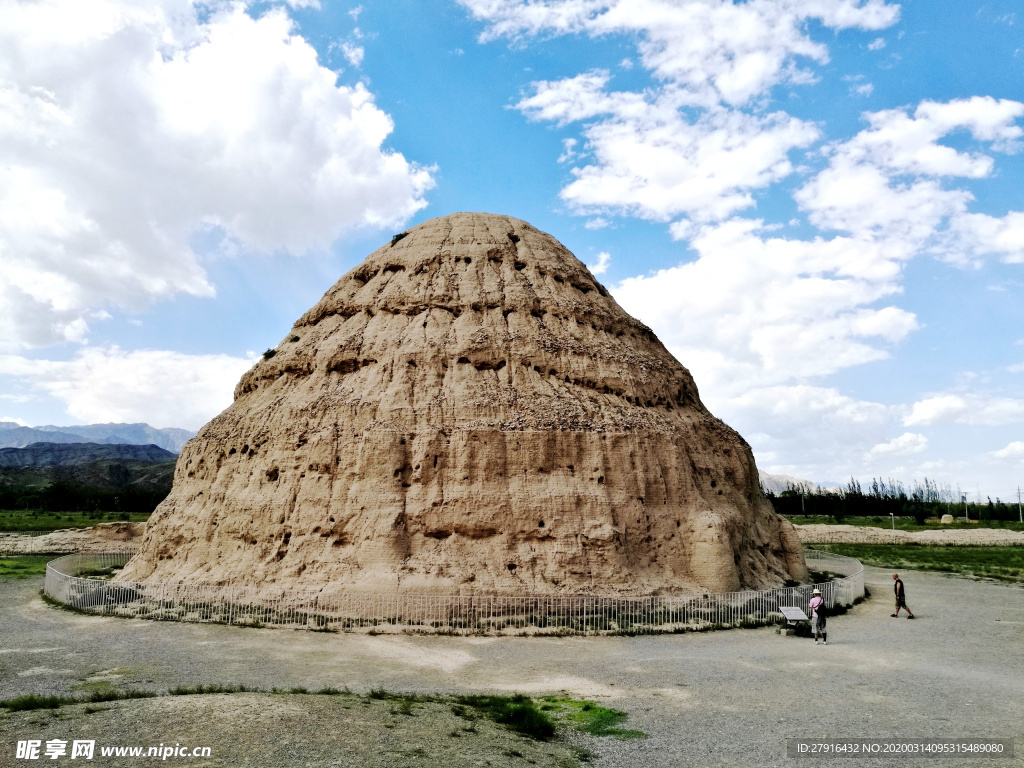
[299,212,629,348]
[120,213,806,597]
[236,211,703,433]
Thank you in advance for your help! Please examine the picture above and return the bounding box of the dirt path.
[0,567,1021,767]
[796,523,1024,546]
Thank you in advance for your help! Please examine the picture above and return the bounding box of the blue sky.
[1,0,1023,501]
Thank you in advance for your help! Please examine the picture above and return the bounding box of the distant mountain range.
[0,422,194,453]
[0,441,177,494]
[759,471,842,495]
[0,442,177,469]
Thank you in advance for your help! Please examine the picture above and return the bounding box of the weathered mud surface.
[119,213,804,595]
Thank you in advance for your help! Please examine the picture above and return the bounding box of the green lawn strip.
[539,696,645,739]
[0,509,149,532]
[0,555,51,578]
[815,544,1024,582]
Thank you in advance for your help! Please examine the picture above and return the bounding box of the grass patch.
[816,544,1024,583]
[0,555,51,578]
[391,699,416,716]
[572,746,595,763]
[0,509,148,532]
[0,689,156,712]
[540,697,645,739]
[168,684,256,696]
[73,681,117,694]
[315,687,351,696]
[454,694,556,740]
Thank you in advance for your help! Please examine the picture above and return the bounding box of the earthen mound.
[119,213,806,595]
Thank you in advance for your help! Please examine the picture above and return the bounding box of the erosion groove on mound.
[119,213,806,596]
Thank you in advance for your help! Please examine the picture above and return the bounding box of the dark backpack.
[816,600,828,619]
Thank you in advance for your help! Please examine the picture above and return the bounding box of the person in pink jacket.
[809,588,827,644]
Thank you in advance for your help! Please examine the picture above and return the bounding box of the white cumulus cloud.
[614,217,918,394]
[341,41,365,67]
[795,98,1024,263]
[0,347,254,431]
[904,394,1024,426]
[492,2,898,225]
[867,432,928,459]
[989,441,1024,461]
[461,0,899,105]
[713,384,893,479]
[0,0,433,351]
[587,252,612,275]
[554,101,819,223]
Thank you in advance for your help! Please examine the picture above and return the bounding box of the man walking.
[892,573,914,618]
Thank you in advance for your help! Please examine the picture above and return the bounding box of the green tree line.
[764,477,1021,524]
[0,480,168,514]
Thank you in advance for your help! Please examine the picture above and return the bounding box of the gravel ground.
[0,567,1021,767]
[796,524,1024,546]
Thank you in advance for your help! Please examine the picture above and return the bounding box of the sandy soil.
[0,566,1021,767]
[796,523,1024,546]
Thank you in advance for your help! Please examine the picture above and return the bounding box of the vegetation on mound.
[0,555,51,578]
[816,544,1024,583]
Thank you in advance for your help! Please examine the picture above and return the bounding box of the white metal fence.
[42,549,863,636]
